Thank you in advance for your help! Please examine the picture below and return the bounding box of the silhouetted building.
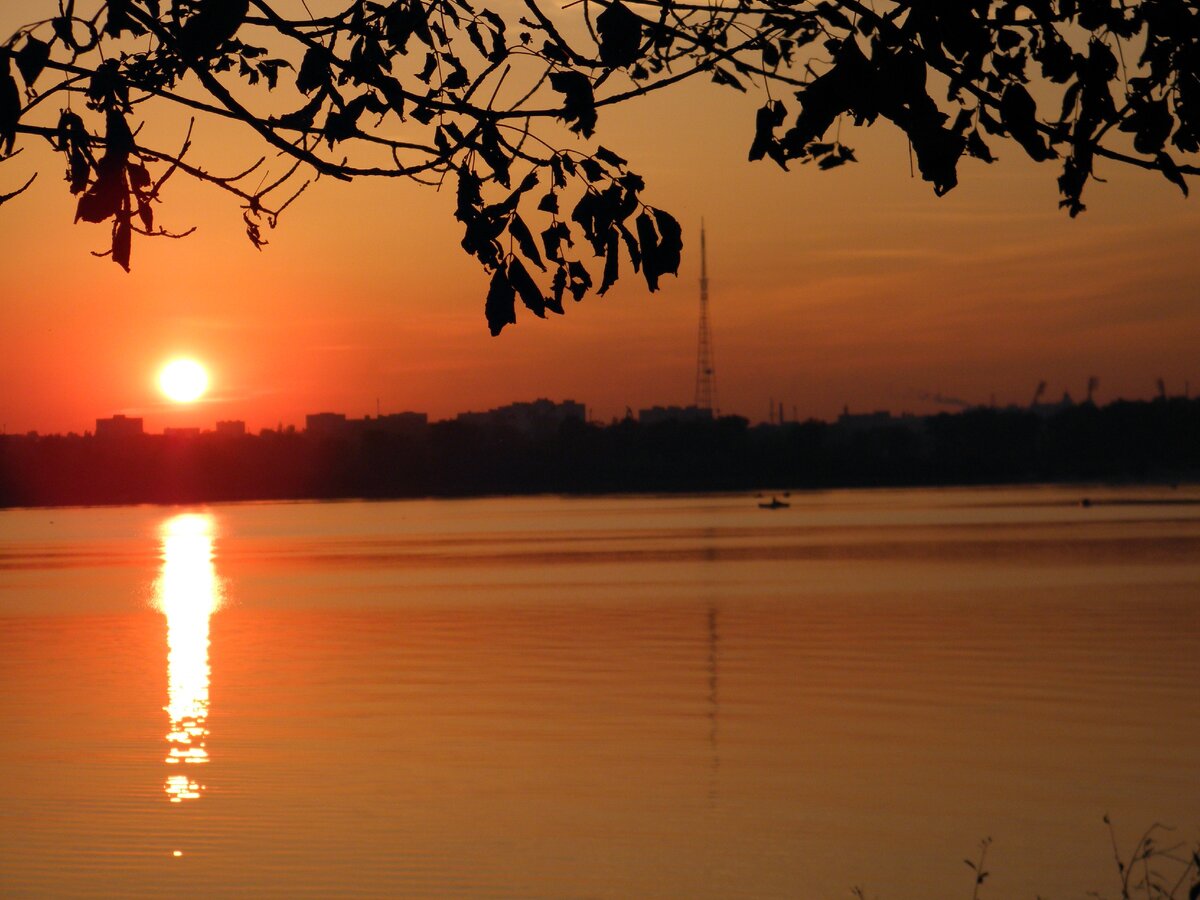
[836,407,894,432]
[1031,391,1076,418]
[163,427,200,439]
[215,420,246,437]
[305,412,347,437]
[456,399,585,436]
[638,405,714,425]
[834,407,924,434]
[351,412,428,435]
[95,414,143,439]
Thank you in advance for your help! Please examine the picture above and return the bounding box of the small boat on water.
[758,496,789,509]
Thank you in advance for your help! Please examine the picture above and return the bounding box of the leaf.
[1156,151,1188,197]
[618,223,641,272]
[16,37,50,87]
[465,22,489,59]
[485,267,516,336]
[507,256,546,317]
[598,228,620,295]
[579,157,604,182]
[0,57,19,156]
[475,122,511,187]
[75,169,125,223]
[635,211,660,290]
[651,207,682,275]
[537,191,558,214]
[274,93,325,131]
[323,95,369,145]
[549,70,597,137]
[749,100,788,166]
[966,129,995,163]
[549,266,567,314]
[567,260,592,301]
[541,221,570,261]
[385,0,433,52]
[1000,83,1055,162]
[105,0,144,38]
[416,52,439,85]
[296,46,331,94]
[596,1,643,69]
[111,216,132,271]
[710,65,747,92]
[594,145,627,167]
[509,214,545,270]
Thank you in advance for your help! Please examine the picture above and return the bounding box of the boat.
[758,496,789,509]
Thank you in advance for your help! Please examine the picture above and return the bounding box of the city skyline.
[7,377,1190,438]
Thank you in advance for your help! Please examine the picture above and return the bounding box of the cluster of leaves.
[1,0,1198,332]
[457,144,681,334]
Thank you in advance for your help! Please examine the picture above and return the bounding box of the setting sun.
[158,359,209,404]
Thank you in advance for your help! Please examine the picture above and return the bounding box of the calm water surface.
[1,487,1198,898]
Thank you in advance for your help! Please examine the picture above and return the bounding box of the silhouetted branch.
[1,0,1197,328]
[0,171,36,206]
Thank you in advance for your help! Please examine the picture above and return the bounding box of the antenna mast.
[694,221,718,413]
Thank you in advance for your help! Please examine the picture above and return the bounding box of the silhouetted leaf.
[485,267,516,335]
[1156,151,1188,197]
[966,128,995,163]
[541,221,570,261]
[594,145,627,167]
[416,53,438,85]
[579,157,604,182]
[1000,83,1055,161]
[385,0,433,52]
[507,256,546,317]
[598,228,620,294]
[509,214,545,270]
[567,260,592,301]
[597,1,643,69]
[476,122,511,186]
[537,191,558,214]
[75,169,124,223]
[651,207,682,275]
[296,46,331,94]
[324,95,370,144]
[16,37,50,87]
[549,70,597,137]
[618,223,641,272]
[179,0,249,58]
[710,65,746,92]
[749,100,787,164]
[138,198,153,232]
[112,216,132,271]
[1120,96,1173,155]
[275,93,326,131]
[635,211,660,290]
[0,54,19,156]
[105,0,143,38]
[548,266,566,314]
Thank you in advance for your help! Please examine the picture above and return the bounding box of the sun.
[158,358,209,403]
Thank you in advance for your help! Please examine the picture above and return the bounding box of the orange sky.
[2,3,1199,434]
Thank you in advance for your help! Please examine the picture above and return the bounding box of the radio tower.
[694,221,718,413]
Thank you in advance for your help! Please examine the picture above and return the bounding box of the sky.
[2,2,1199,435]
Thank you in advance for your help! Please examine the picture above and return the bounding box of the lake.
[1,487,1198,898]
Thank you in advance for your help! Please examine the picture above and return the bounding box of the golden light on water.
[155,513,221,804]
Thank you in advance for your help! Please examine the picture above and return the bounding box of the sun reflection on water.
[155,513,222,804]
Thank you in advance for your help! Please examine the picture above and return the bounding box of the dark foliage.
[1,1,1198,329]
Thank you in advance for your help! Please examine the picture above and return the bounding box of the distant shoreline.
[3,398,1198,510]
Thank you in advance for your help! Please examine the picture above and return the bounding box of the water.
[1,487,1198,898]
